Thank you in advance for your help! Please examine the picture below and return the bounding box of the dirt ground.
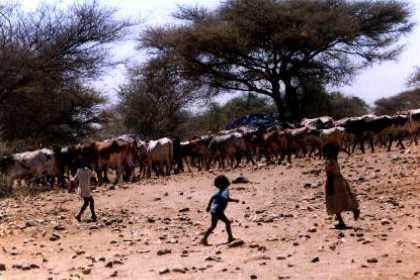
[1,145,420,280]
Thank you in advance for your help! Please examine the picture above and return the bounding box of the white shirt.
[74,167,96,198]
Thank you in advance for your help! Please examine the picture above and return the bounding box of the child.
[201,175,239,245]
[73,165,98,222]
[323,143,360,229]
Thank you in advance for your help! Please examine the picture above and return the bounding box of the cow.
[402,109,420,146]
[338,114,379,153]
[260,129,291,164]
[136,139,149,178]
[72,138,136,185]
[319,126,353,155]
[301,116,334,130]
[54,145,81,186]
[183,135,213,171]
[302,129,323,159]
[145,137,173,177]
[287,127,310,158]
[171,137,186,174]
[383,114,409,151]
[96,138,137,184]
[208,132,250,169]
[0,148,60,189]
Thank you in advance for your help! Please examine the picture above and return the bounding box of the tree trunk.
[271,80,285,121]
[284,78,299,122]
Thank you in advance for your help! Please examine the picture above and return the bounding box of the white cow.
[145,137,173,177]
[0,148,59,188]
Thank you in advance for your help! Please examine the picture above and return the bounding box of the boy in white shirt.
[73,166,97,222]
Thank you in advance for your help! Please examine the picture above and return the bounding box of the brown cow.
[184,135,213,171]
[73,138,136,185]
[287,127,309,158]
[261,129,291,164]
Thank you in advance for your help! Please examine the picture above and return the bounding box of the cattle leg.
[159,161,165,176]
[341,146,351,156]
[114,166,121,185]
[245,150,255,166]
[48,175,55,188]
[387,135,394,152]
[95,167,103,185]
[102,165,110,183]
[7,178,14,193]
[359,138,366,153]
[264,148,273,164]
[352,139,358,153]
[369,137,375,153]
[286,151,292,164]
[234,151,242,168]
[397,136,405,150]
[166,160,171,176]
[278,152,285,164]
[146,160,152,178]
[183,157,192,173]
[219,156,225,170]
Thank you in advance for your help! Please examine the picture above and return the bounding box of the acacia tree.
[118,56,206,138]
[0,1,132,145]
[141,0,413,121]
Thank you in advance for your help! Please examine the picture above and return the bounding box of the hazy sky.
[20,0,420,105]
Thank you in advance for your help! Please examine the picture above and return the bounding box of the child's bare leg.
[76,198,89,222]
[89,197,97,221]
[202,215,218,245]
[220,214,234,242]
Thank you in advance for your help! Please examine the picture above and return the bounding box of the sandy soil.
[1,145,420,280]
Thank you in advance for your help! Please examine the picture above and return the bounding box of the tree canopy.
[141,0,413,121]
[0,1,133,146]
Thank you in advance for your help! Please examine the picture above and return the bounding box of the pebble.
[367,258,378,263]
[54,225,65,231]
[205,256,222,262]
[172,267,187,273]
[381,219,390,225]
[311,257,320,263]
[308,227,317,233]
[0,263,6,271]
[159,268,170,275]
[228,239,245,248]
[157,249,171,256]
[82,267,91,275]
[49,233,60,241]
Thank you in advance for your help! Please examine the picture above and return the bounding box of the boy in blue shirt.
[201,175,239,245]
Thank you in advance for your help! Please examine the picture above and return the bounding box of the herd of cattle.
[1,109,420,189]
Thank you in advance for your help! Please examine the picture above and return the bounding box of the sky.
[19,0,420,105]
